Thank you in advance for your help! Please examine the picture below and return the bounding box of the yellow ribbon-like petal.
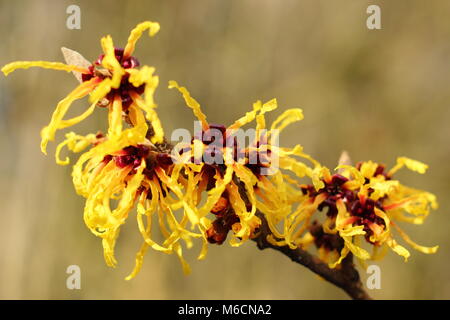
[40,77,100,154]
[388,157,428,176]
[123,21,161,58]
[2,61,89,76]
[168,80,209,130]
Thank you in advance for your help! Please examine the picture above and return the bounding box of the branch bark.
[252,214,372,300]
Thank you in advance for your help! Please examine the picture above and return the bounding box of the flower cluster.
[291,158,438,268]
[2,21,439,279]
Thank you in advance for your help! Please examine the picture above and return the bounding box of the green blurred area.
[0,0,449,299]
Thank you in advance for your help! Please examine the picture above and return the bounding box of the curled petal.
[335,164,365,188]
[270,108,304,135]
[387,237,410,261]
[41,77,100,154]
[388,157,428,176]
[359,161,378,179]
[130,90,165,144]
[124,21,160,58]
[343,236,371,260]
[55,132,96,165]
[108,95,123,139]
[329,246,350,269]
[100,35,125,89]
[392,222,439,254]
[369,179,399,200]
[311,166,332,191]
[168,80,209,130]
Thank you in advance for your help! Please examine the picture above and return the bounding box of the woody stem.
[251,213,372,300]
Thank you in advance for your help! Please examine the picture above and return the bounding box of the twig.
[252,213,372,300]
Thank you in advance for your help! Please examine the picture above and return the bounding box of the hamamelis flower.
[56,108,207,278]
[295,157,438,267]
[59,135,201,279]
[1,21,164,153]
[168,81,320,247]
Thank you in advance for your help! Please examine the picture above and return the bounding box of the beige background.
[0,0,449,299]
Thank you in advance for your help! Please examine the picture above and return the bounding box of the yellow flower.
[61,124,206,279]
[169,81,320,248]
[1,21,164,154]
[295,158,438,268]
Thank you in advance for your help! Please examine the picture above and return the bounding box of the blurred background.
[0,0,449,299]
